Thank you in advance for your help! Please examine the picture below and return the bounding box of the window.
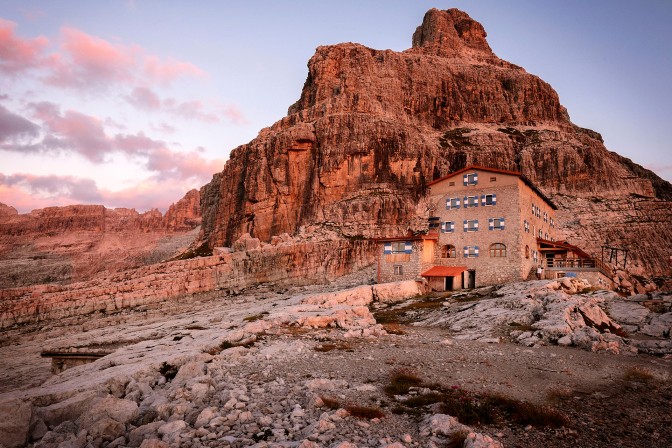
[428,216,440,229]
[449,181,455,186]
[533,250,538,262]
[463,219,479,232]
[464,195,479,208]
[489,217,505,230]
[543,212,548,223]
[545,232,549,240]
[463,245,480,258]
[538,229,543,238]
[446,197,461,210]
[393,265,403,275]
[525,245,530,259]
[441,244,456,258]
[490,176,497,182]
[524,220,530,233]
[490,243,506,257]
[463,172,478,186]
[481,194,497,206]
[550,217,555,228]
[384,241,412,254]
[441,221,455,233]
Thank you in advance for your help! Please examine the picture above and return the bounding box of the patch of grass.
[623,366,655,383]
[243,311,269,322]
[446,429,470,448]
[384,368,423,396]
[508,322,535,332]
[314,342,353,352]
[440,389,496,425]
[402,392,446,408]
[319,396,341,410]
[484,393,569,427]
[159,362,178,381]
[546,387,574,402]
[345,405,385,420]
[381,323,406,335]
[374,299,444,324]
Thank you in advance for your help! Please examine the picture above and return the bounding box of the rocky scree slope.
[198,8,672,276]
[1,276,670,448]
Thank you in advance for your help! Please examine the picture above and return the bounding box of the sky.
[1,1,670,214]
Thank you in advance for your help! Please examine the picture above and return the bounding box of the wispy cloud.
[125,86,246,124]
[0,172,205,213]
[0,19,206,88]
[0,18,49,74]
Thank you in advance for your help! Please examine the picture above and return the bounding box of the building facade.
[377,166,561,289]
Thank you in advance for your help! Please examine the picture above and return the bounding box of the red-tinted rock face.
[164,189,202,231]
[0,189,202,288]
[198,8,671,276]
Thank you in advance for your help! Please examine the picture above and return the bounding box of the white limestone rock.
[463,432,504,448]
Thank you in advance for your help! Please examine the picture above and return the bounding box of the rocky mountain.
[199,8,671,276]
[0,190,202,288]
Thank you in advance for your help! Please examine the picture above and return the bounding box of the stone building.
[377,166,613,290]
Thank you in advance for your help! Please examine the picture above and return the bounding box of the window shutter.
[492,194,497,205]
[463,220,468,231]
[474,220,479,231]
[473,196,479,207]
[481,195,486,206]
[449,221,454,232]
[463,174,468,186]
[463,196,468,208]
[441,222,446,233]
[474,246,480,257]
[446,198,451,210]
[455,198,460,209]
[404,242,412,254]
[489,218,494,231]
[473,174,478,184]
[501,218,505,230]
[463,246,468,257]
[383,243,391,254]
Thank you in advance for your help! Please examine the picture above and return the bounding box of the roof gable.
[427,165,558,210]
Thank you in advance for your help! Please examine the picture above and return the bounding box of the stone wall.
[0,238,376,329]
[377,240,432,283]
[428,170,551,287]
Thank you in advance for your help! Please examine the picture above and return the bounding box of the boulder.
[373,281,424,304]
[0,398,32,448]
[463,432,504,448]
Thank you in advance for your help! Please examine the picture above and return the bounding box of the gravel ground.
[1,269,671,448]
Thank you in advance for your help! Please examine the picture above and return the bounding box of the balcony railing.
[545,258,596,269]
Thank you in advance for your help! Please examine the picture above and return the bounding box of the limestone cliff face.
[163,189,202,231]
[200,8,672,276]
[0,189,202,288]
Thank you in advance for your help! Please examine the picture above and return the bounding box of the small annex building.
[376,166,614,290]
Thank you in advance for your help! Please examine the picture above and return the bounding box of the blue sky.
[1,1,670,212]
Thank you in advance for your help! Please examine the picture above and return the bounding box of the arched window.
[490,243,507,257]
[441,244,456,258]
[525,245,530,259]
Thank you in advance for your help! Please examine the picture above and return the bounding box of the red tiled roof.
[421,266,467,277]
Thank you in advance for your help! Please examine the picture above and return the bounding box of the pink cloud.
[0,172,202,213]
[126,86,161,110]
[45,27,206,89]
[0,18,49,74]
[0,104,40,143]
[125,86,246,125]
[221,104,248,125]
[146,147,224,180]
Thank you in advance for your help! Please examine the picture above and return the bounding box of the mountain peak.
[411,8,494,59]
